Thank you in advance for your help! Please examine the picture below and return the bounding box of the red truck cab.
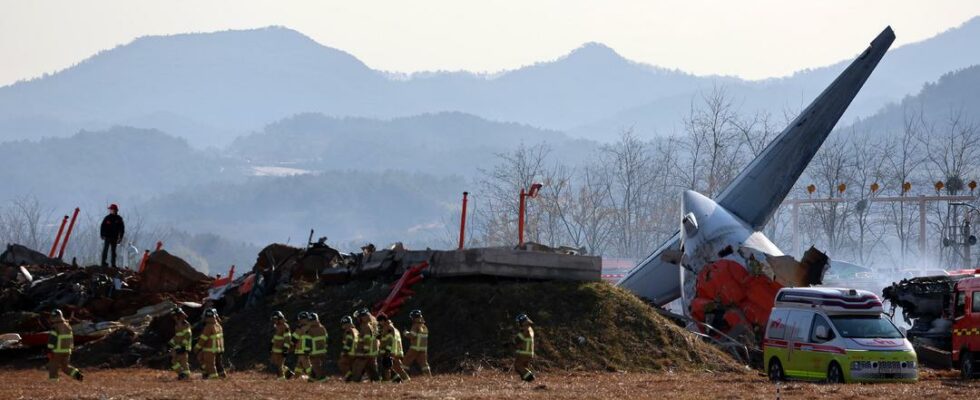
[952,276,980,377]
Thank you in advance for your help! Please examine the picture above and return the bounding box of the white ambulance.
[763,287,917,383]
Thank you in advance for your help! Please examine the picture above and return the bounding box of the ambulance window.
[787,311,812,342]
[809,315,835,343]
[767,309,788,339]
[973,292,980,313]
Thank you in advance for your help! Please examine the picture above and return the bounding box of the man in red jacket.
[100,204,125,268]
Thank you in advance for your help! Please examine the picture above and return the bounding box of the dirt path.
[1,368,976,399]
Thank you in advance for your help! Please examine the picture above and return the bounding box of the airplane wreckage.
[618,27,896,345]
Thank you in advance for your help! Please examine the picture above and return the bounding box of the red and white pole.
[57,208,80,259]
[458,192,468,250]
[49,215,69,258]
[518,188,527,246]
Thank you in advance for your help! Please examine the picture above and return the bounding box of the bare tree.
[884,106,928,266]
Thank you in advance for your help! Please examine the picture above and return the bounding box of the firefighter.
[168,307,192,380]
[212,308,228,379]
[270,311,295,380]
[513,313,535,382]
[307,312,329,382]
[338,315,359,381]
[378,314,409,383]
[349,308,380,382]
[194,308,224,379]
[402,309,431,376]
[46,309,83,381]
[292,311,312,379]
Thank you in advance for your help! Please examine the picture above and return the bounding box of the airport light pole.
[458,192,468,250]
[518,183,543,247]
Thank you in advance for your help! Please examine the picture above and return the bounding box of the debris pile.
[0,245,212,366]
[2,238,740,374]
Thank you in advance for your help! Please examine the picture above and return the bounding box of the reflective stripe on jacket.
[516,327,534,357]
[381,328,404,357]
[271,324,291,354]
[169,321,192,351]
[48,323,74,354]
[309,325,328,356]
[357,328,379,357]
[406,323,429,352]
[342,327,359,356]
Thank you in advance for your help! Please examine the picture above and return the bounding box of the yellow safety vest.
[359,332,379,357]
[199,325,224,353]
[170,321,192,351]
[516,329,534,357]
[48,326,73,354]
[342,328,359,356]
[382,329,404,357]
[408,324,429,352]
[272,326,291,354]
[310,326,328,356]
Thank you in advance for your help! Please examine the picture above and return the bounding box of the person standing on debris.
[360,243,376,265]
[168,307,193,380]
[292,312,312,379]
[194,309,224,379]
[349,309,380,382]
[100,204,125,268]
[270,311,294,380]
[46,309,84,382]
[513,313,535,382]
[338,315,358,381]
[307,312,329,382]
[402,309,431,376]
[378,314,409,383]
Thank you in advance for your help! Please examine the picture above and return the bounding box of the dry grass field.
[2,368,977,400]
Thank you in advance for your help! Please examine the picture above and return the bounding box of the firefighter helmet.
[409,309,423,319]
[271,311,285,321]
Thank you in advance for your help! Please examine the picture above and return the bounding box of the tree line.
[460,87,980,271]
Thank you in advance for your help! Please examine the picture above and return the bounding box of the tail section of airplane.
[618,27,895,306]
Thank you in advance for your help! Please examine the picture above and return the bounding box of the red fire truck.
[882,271,980,379]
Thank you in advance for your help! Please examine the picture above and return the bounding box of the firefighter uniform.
[514,314,535,382]
[293,313,312,378]
[213,312,228,378]
[307,313,329,382]
[169,308,192,380]
[195,310,224,379]
[46,310,83,381]
[402,310,431,376]
[379,316,410,383]
[339,316,359,381]
[270,312,294,379]
[349,311,380,382]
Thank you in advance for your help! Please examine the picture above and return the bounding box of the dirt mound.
[222,280,743,374]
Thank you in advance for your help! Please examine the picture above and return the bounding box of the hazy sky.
[2,0,979,86]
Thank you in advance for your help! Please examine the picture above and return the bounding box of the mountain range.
[3,18,980,146]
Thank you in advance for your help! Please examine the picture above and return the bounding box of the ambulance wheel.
[962,352,976,380]
[827,361,845,384]
[767,358,785,382]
